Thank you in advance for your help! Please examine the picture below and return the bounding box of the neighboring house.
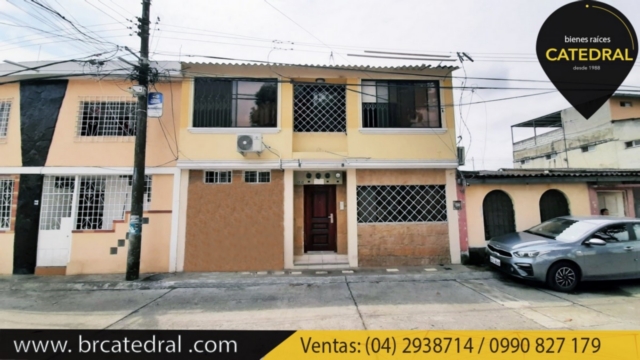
[456,169,640,264]
[512,93,640,169]
[0,60,464,275]
[0,61,183,275]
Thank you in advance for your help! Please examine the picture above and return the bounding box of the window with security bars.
[204,171,232,184]
[192,78,278,128]
[244,171,270,183]
[39,176,75,231]
[357,185,447,223]
[0,178,13,230]
[77,97,138,137]
[294,84,346,132]
[361,81,441,128]
[39,175,152,231]
[0,100,11,139]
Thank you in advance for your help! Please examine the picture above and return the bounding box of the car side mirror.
[585,238,607,246]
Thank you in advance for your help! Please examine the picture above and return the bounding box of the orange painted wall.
[45,79,181,167]
[66,211,172,275]
[0,83,22,166]
[65,174,175,275]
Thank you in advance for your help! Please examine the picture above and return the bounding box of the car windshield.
[526,218,600,242]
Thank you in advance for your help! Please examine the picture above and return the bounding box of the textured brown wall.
[358,223,450,266]
[294,184,348,255]
[184,170,284,272]
[357,169,446,185]
[356,169,450,267]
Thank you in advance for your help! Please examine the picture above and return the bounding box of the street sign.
[148,92,163,118]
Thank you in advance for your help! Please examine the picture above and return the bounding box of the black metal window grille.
[357,185,447,223]
[244,171,271,183]
[204,171,232,184]
[0,178,13,230]
[293,84,346,132]
[361,81,441,128]
[192,78,278,128]
[0,100,11,138]
[77,98,138,137]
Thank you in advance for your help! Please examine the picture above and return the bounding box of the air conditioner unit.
[457,146,466,166]
[236,134,263,155]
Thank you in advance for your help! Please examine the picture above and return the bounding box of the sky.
[1,0,639,170]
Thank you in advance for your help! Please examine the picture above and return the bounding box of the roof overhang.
[181,61,458,80]
[511,111,562,128]
[459,169,640,184]
[0,60,182,83]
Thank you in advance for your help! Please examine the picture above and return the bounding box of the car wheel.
[547,262,580,292]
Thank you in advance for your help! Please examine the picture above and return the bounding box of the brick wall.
[184,170,284,272]
[358,223,450,266]
[356,169,451,267]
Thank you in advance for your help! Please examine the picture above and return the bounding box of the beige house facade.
[457,169,640,264]
[1,60,466,275]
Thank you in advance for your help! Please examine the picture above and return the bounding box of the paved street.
[1,266,639,330]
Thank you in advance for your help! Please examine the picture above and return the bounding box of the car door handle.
[624,246,633,251]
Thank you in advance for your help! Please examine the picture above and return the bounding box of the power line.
[148,50,640,89]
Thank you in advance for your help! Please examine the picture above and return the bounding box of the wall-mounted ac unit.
[236,134,263,155]
[457,146,465,166]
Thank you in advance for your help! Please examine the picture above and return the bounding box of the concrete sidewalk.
[0,264,497,291]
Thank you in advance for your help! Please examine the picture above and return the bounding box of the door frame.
[597,190,626,217]
[303,185,337,252]
[482,190,516,240]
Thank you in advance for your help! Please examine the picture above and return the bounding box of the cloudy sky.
[1,0,639,170]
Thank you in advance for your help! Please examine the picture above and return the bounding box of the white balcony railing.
[513,128,564,152]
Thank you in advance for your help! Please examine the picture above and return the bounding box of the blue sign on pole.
[148,92,163,118]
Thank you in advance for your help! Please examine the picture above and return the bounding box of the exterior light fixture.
[315,78,325,83]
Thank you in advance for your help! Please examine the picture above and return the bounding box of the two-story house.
[173,62,462,272]
[0,61,183,275]
[0,60,463,275]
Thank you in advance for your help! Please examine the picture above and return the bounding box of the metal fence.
[356,185,447,223]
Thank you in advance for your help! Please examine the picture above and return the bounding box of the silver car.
[486,216,640,292]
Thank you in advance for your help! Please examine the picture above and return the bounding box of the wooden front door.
[304,185,337,252]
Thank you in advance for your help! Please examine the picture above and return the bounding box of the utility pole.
[126,0,151,281]
[472,157,475,171]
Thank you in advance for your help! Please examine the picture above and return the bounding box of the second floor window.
[192,78,277,128]
[0,100,12,138]
[77,97,138,137]
[361,80,441,128]
[294,84,346,132]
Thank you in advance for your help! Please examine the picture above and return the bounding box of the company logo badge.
[536,1,637,119]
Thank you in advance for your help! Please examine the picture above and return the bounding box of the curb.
[0,269,501,292]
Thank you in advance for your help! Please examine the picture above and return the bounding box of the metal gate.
[37,176,77,266]
[482,190,516,240]
[539,189,570,222]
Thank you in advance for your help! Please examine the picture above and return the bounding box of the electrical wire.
[148,50,640,89]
